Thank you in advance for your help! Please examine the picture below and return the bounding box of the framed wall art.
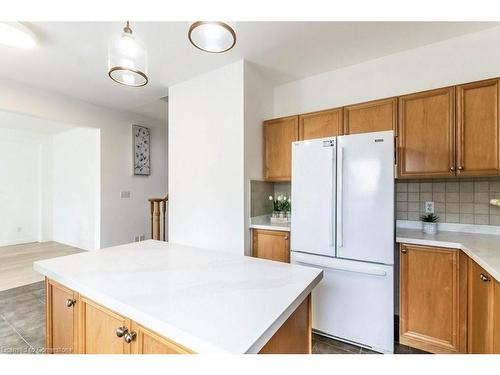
[133,125,151,176]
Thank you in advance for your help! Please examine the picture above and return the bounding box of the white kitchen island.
[34,240,322,354]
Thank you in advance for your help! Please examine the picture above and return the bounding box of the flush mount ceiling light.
[188,21,236,53]
[0,22,36,49]
[108,21,148,87]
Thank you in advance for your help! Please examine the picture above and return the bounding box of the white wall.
[0,78,167,248]
[243,62,274,254]
[53,128,101,250]
[0,131,42,246]
[274,26,500,117]
[168,61,245,253]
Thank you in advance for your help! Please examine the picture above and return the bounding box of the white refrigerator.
[290,130,394,353]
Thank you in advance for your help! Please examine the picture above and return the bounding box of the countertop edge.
[244,270,323,353]
[249,223,291,232]
[396,235,500,284]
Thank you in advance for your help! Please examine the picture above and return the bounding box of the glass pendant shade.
[108,22,148,87]
[188,21,236,53]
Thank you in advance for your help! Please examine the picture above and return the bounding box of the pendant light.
[188,21,236,53]
[0,22,36,49]
[108,21,148,87]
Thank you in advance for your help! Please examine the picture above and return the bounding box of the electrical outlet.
[425,201,435,214]
[17,227,22,232]
[120,191,131,198]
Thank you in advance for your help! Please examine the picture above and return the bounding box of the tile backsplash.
[396,177,500,225]
[250,180,291,217]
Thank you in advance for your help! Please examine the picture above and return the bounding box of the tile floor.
[0,282,45,354]
[0,281,428,354]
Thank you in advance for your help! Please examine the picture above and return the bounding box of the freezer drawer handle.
[293,255,387,277]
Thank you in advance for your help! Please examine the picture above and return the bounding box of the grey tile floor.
[0,281,45,354]
[0,281,427,354]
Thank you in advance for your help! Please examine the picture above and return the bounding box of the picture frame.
[133,125,151,176]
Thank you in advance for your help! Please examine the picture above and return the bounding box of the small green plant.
[420,213,439,223]
[269,195,291,212]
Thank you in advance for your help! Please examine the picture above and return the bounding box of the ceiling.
[1,22,498,120]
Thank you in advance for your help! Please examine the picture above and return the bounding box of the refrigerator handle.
[337,146,343,248]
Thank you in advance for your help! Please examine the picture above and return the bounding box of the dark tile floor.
[0,281,45,354]
[312,332,427,354]
[0,281,427,354]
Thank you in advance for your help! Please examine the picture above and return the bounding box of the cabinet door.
[400,244,467,353]
[468,259,494,353]
[398,87,455,178]
[264,116,298,181]
[79,297,131,354]
[252,229,290,263]
[457,79,500,176]
[343,97,396,135]
[130,322,193,354]
[494,281,500,354]
[45,279,79,354]
[298,108,343,140]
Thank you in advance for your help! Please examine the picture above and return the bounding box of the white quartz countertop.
[249,215,290,232]
[396,228,500,283]
[33,240,322,354]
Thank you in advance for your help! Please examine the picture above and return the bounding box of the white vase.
[422,222,437,235]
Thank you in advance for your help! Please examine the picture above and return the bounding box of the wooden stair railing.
[149,195,168,241]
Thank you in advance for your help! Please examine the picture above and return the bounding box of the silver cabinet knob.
[65,298,76,307]
[450,166,455,171]
[116,326,128,338]
[480,273,491,282]
[123,331,137,343]
[284,236,289,240]
[458,166,464,171]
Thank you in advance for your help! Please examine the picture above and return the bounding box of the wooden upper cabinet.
[252,229,290,263]
[468,259,496,353]
[298,108,343,140]
[45,279,79,354]
[399,244,467,353]
[343,97,397,135]
[398,87,456,178]
[457,79,500,176]
[264,116,299,181]
[79,297,131,354]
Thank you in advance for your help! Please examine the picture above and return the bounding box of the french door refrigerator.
[290,130,394,353]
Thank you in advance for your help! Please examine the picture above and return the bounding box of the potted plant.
[269,195,291,222]
[420,213,439,235]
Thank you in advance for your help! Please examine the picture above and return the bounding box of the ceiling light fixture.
[188,21,236,53]
[0,22,36,49]
[108,21,148,87]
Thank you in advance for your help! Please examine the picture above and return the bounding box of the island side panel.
[259,293,312,354]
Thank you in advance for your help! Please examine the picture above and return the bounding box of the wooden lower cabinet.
[399,244,467,353]
[130,322,193,354]
[467,259,500,354]
[45,279,79,354]
[79,297,131,354]
[252,229,290,263]
[45,278,311,354]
